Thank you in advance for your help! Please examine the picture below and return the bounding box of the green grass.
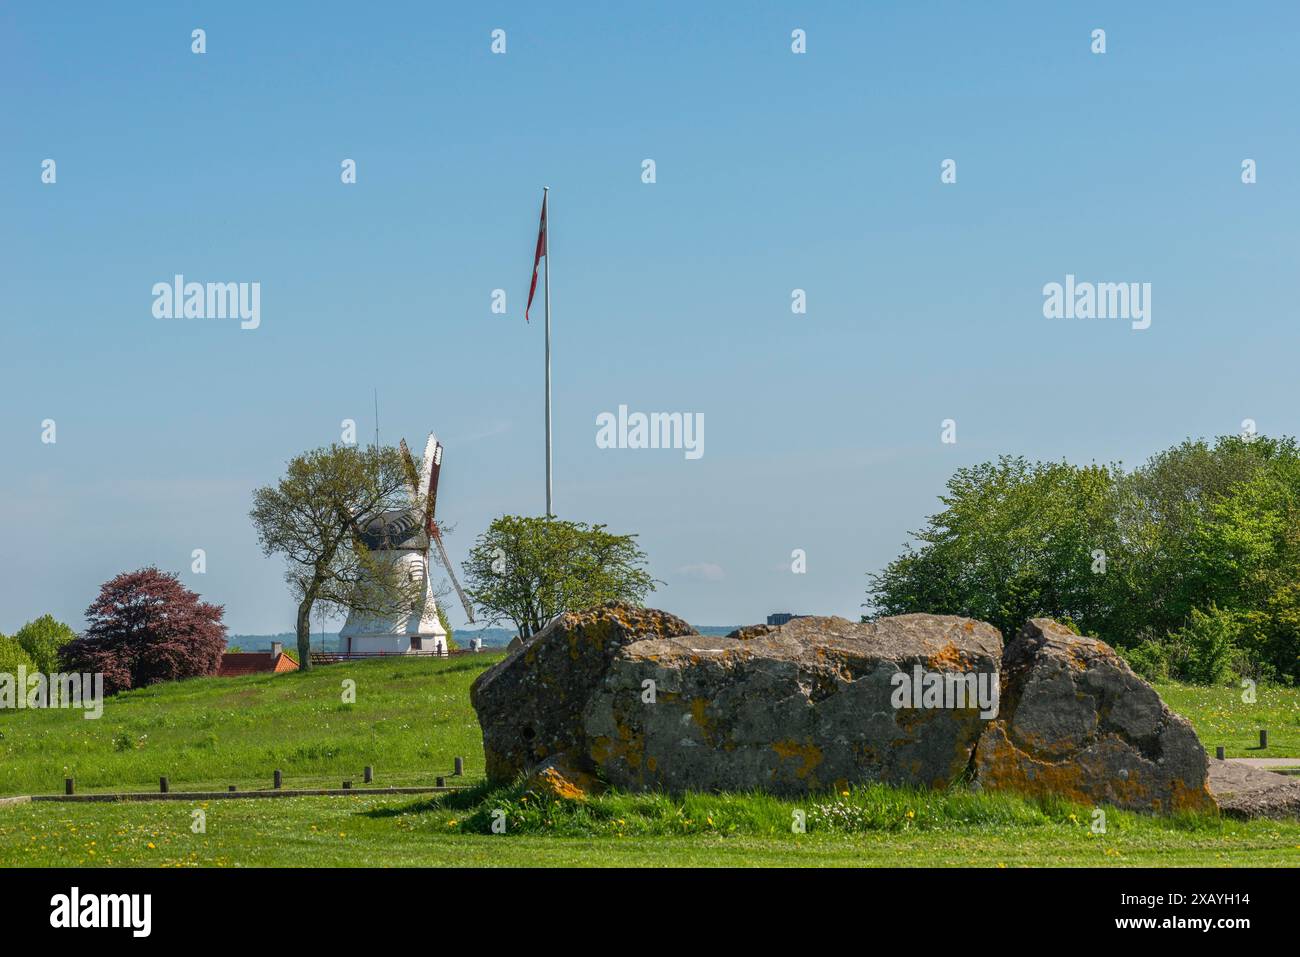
[1154,680,1300,758]
[2,656,1300,866]
[1,785,1298,867]
[0,654,504,795]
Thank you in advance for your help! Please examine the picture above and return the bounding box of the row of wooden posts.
[56,731,1279,794]
[62,756,467,796]
[1214,730,1270,760]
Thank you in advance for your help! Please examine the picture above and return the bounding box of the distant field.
[2,653,1299,867]
[1155,681,1300,759]
[0,654,504,796]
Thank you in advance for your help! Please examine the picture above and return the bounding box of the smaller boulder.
[1208,760,1300,819]
[974,619,1215,814]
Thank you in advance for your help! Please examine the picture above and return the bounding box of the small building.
[767,612,809,627]
[218,641,299,677]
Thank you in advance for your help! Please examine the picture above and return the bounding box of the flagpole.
[544,186,553,517]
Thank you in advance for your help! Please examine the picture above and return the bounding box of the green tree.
[867,434,1300,684]
[14,615,77,673]
[866,456,1121,639]
[462,515,657,639]
[0,635,35,675]
[436,604,458,651]
[250,444,421,670]
[1108,435,1300,641]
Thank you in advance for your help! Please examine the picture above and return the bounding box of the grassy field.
[1,654,1298,867]
[0,654,502,796]
[1155,681,1300,758]
[1,783,1297,867]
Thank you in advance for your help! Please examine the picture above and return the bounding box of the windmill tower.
[339,432,475,656]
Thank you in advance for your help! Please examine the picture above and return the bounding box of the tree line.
[867,434,1300,685]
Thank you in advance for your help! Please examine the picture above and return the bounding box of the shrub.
[1171,605,1240,685]
[1123,639,1169,682]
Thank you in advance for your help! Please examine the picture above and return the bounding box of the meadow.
[0,654,1298,867]
[0,654,499,796]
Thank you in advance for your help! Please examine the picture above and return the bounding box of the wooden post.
[65,777,74,795]
[436,776,445,787]
[160,776,169,793]
[364,765,373,784]
[274,769,282,789]
[454,756,464,776]
[1215,746,1225,760]
[1260,729,1268,749]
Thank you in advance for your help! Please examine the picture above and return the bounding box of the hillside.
[0,653,504,796]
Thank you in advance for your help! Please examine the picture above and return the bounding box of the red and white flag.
[525,191,548,322]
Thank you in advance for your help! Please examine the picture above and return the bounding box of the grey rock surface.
[470,603,696,783]
[583,613,1002,795]
[1208,759,1300,819]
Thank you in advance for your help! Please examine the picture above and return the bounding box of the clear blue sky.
[2,2,1298,634]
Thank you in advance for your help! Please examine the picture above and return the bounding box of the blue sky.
[2,2,1298,634]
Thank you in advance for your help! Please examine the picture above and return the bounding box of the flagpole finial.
[544,185,550,190]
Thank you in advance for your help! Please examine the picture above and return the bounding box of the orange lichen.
[528,764,600,801]
[772,739,824,779]
[927,641,967,670]
[975,723,1217,814]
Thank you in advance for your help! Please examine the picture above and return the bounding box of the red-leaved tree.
[59,567,227,694]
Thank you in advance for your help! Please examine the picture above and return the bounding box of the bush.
[15,615,78,673]
[1171,606,1240,685]
[1122,639,1169,682]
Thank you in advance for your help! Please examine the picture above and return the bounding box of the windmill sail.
[412,434,476,623]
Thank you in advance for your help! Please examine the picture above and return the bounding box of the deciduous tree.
[250,444,421,669]
[463,515,656,640]
[59,568,226,694]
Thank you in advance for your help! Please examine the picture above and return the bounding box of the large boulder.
[973,619,1215,813]
[470,603,696,783]
[582,613,1002,795]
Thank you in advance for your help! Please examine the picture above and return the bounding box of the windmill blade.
[422,435,443,533]
[397,439,420,504]
[431,525,475,622]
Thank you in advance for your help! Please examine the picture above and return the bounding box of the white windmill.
[338,432,475,656]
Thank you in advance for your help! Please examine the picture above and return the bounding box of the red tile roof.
[217,652,299,677]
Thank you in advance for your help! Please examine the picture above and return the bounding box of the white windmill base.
[338,552,449,656]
